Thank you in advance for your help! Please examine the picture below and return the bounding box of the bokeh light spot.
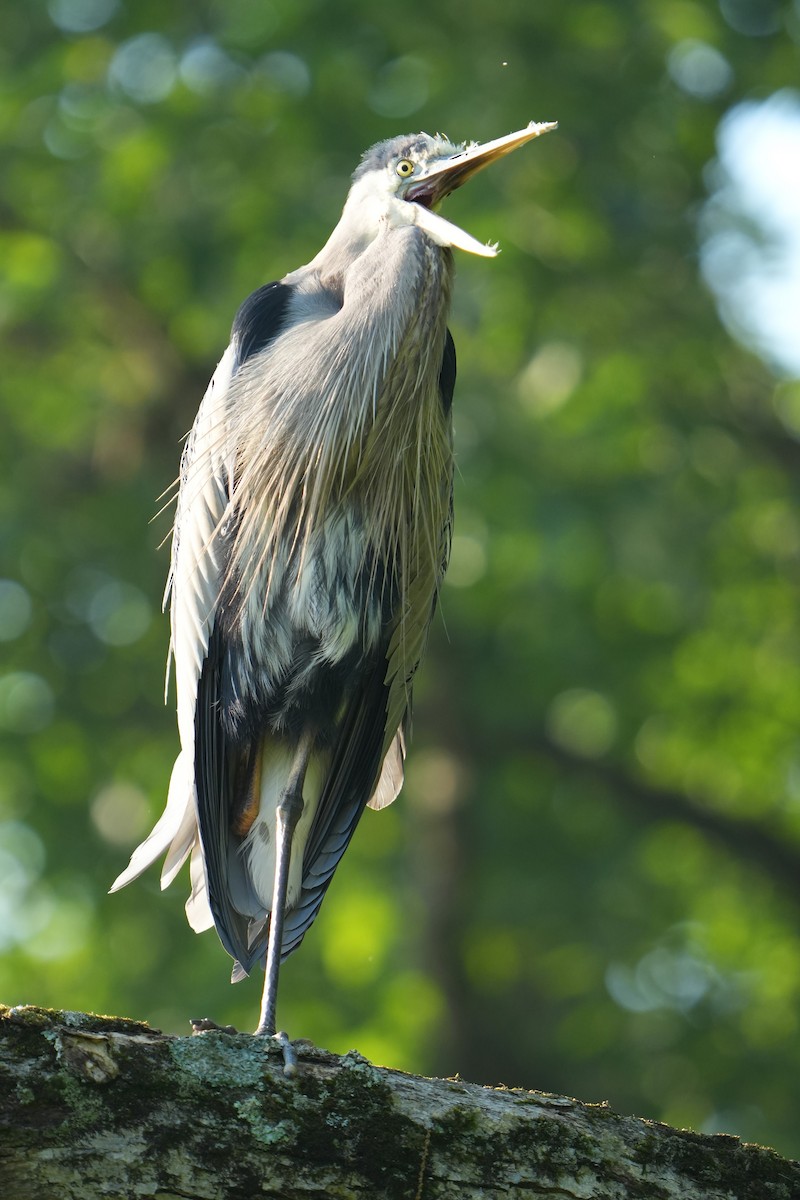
[258,52,311,98]
[667,40,733,100]
[547,688,618,758]
[109,34,177,105]
[87,581,152,646]
[369,57,429,119]
[517,341,583,416]
[91,781,153,846]
[180,39,244,95]
[446,534,487,589]
[0,673,54,734]
[0,580,32,641]
[48,0,119,34]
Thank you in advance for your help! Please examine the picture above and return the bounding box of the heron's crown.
[352,133,455,183]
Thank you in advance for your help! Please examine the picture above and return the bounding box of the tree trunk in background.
[2,1006,796,1200]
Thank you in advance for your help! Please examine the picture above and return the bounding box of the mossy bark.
[1,1005,797,1200]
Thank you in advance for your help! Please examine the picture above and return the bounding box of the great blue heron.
[112,119,556,1072]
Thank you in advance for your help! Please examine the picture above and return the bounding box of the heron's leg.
[255,731,314,1074]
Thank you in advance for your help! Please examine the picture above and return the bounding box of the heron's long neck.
[228,226,454,598]
[306,194,383,295]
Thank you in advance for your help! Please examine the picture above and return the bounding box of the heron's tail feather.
[185,836,214,932]
[109,750,196,893]
[367,727,406,810]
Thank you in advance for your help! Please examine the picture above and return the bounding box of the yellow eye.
[395,158,415,178]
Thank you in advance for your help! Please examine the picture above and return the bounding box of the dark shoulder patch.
[231,281,293,370]
[439,327,457,415]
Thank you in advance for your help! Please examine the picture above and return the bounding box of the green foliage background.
[3,0,800,1159]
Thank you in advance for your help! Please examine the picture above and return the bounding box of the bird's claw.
[254,1024,299,1077]
[271,1029,298,1078]
[191,1018,297,1077]
[190,1017,239,1035]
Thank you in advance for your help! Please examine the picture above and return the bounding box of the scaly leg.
[255,731,314,1076]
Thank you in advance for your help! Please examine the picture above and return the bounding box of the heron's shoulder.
[231,280,294,369]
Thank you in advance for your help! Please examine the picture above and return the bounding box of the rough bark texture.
[1,1005,797,1200]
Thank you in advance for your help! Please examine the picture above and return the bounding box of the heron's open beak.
[406,120,557,257]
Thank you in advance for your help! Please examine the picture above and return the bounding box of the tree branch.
[526,734,800,904]
[1,1006,796,1200]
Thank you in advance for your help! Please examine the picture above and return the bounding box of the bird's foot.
[256,1026,298,1078]
[190,1018,298,1077]
[190,1017,239,1035]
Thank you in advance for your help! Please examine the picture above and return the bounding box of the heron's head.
[346,121,557,258]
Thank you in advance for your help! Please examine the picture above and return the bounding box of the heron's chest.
[221,392,450,737]
[232,501,387,678]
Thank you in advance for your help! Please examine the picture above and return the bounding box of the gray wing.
[277,655,392,959]
[369,326,456,806]
[112,282,296,934]
[110,345,236,908]
[184,282,299,949]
